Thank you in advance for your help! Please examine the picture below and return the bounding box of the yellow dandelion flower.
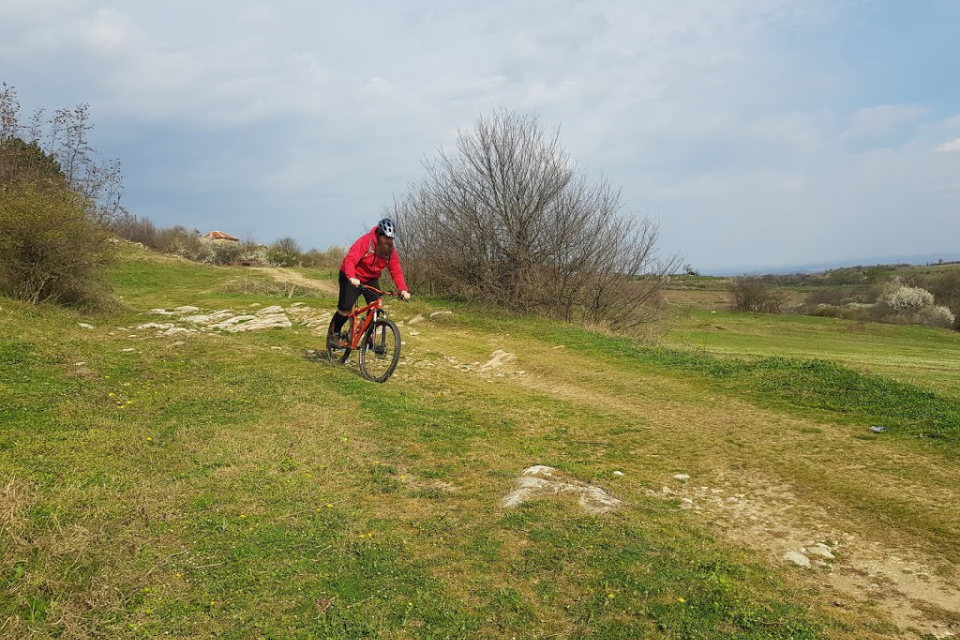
[239,514,246,518]
[678,597,686,603]
[108,392,115,397]
[326,503,333,508]
[123,382,131,387]
[147,437,152,441]
[607,593,615,599]
[104,375,110,379]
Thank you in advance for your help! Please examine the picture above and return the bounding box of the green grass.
[2,251,957,638]
[665,308,960,398]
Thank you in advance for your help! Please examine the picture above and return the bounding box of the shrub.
[160,226,213,262]
[916,305,955,329]
[880,285,934,311]
[0,183,115,305]
[391,108,678,329]
[729,277,787,313]
[301,245,346,269]
[266,237,302,267]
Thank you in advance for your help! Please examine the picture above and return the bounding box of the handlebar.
[358,283,409,301]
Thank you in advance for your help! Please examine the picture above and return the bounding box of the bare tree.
[729,276,787,313]
[390,108,678,329]
[0,83,126,222]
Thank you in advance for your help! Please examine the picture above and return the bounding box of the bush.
[916,305,955,329]
[301,245,346,269]
[729,277,787,313]
[0,183,115,305]
[880,285,934,311]
[266,237,302,267]
[391,108,677,329]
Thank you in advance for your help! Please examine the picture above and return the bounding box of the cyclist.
[328,218,411,348]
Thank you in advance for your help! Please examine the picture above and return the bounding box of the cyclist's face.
[376,234,394,257]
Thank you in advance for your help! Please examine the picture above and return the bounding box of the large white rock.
[174,306,200,314]
[784,551,811,568]
[501,465,622,515]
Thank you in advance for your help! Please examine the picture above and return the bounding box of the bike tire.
[326,315,353,364]
[358,319,401,383]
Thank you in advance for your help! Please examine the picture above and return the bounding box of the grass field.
[2,248,959,639]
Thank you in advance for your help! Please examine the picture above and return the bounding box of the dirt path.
[253,267,338,295]
[402,323,960,639]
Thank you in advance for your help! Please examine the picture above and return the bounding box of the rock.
[211,312,291,333]
[148,309,175,316]
[250,303,261,307]
[121,348,136,353]
[613,471,624,477]
[673,474,690,481]
[407,314,425,325]
[180,315,217,324]
[257,305,285,316]
[78,323,94,330]
[271,346,282,350]
[551,345,565,349]
[169,341,185,347]
[480,350,516,371]
[804,545,836,560]
[74,362,86,366]
[161,328,196,337]
[174,306,200,314]
[784,551,811,568]
[408,330,420,336]
[661,486,673,494]
[291,302,306,307]
[429,310,452,317]
[137,323,174,330]
[502,465,622,514]
[869,426,885,434]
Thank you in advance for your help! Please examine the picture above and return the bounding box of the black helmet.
[377,217,397,238]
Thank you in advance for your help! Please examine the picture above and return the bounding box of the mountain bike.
[326,284,405,383]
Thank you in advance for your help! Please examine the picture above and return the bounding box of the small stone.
[148,309,174,316]
[121,348,136,353]
[784,551,811,568]
[408,330,420,336]
[661,486,672,494]
[673,474,690,481]
[74,362,86,366]
[249,303,261,307]
[429,310,452,317]
[271,346,282,350]
[613,471,624,477]
[137,323,174,330]
[78,323,94,329]
[869,426,885,434]
[291,302,306,307]
[407,314,425,325]
[174,306,200,314]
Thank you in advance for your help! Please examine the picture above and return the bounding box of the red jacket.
[341,227,408,291]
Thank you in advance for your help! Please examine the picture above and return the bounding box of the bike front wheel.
[359,319,401,383]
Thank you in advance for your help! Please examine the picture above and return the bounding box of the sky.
[2,0,959,273]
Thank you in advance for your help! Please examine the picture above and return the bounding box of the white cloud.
[936,138,960,153]
[2,0,957,267]
[843,104,928,140]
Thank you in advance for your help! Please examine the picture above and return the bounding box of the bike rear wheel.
[326,315,354,364]
[359,319,400,383]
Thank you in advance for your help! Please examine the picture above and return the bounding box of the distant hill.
[705,253,960,276]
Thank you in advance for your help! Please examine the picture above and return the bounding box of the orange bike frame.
[342,285,397,350]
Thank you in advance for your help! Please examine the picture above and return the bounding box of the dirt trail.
[253,267,337,295]
[411,327,960,639]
